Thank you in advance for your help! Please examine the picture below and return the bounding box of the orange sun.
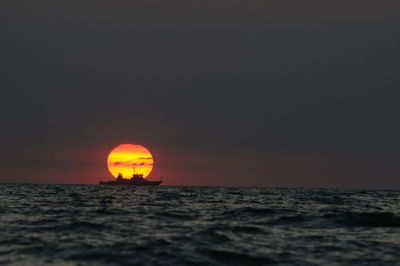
[107,144,154,179]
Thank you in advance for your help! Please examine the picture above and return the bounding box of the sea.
[0,185,399,265]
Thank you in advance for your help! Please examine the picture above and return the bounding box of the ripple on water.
[0,185,400,265]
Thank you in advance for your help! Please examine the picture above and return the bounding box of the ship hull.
[99,180,162,186]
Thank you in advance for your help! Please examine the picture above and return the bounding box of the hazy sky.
[1,1,400,187]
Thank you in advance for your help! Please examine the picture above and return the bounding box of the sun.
[107,144,154,179]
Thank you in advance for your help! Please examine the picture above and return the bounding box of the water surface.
[0,185,399,265]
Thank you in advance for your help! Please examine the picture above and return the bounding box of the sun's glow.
[107,144,154,179]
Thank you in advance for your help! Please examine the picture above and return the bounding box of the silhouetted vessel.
[99,172,162,186]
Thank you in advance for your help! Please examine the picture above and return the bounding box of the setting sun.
[107,144,154,179]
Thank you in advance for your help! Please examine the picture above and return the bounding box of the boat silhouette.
[99,172,162,186]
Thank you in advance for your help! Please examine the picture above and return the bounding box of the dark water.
[1,185,400,265]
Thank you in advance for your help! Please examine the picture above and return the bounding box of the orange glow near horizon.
[107,144,154,179]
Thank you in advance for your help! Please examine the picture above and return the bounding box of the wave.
[224,206,290,217]
[38,221,110,232]
[201,248,275,265]
[326,212,400,227]
[2,185,400,265]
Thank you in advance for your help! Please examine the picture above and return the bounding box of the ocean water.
[0,185,399,265]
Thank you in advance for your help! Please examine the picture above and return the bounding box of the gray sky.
[1,1,400,187]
